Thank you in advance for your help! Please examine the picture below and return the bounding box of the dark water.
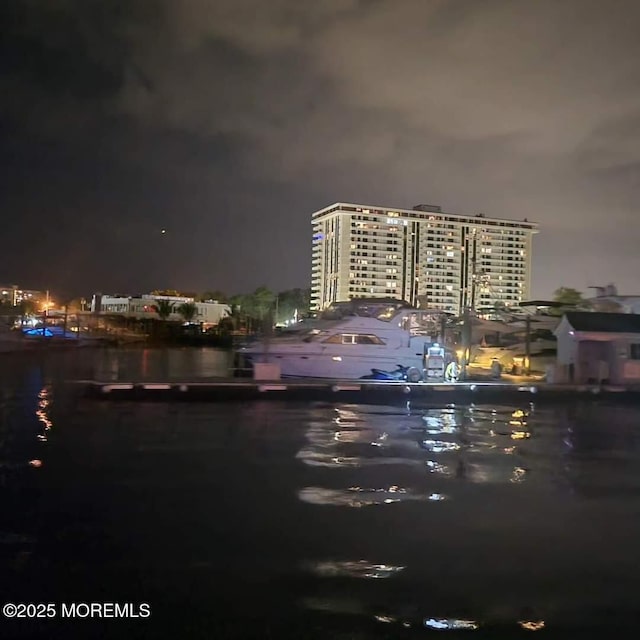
[2,349,640,638]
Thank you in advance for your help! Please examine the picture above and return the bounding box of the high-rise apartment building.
[311,202,538,314]
[0,285,47,308]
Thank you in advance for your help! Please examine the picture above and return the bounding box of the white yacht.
[239,299,453,381]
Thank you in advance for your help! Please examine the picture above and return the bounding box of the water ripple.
[305,560,405,579]
[424,617,480,630]
[298,486,448,506]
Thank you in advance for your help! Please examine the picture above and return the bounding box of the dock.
[75,379,640,405]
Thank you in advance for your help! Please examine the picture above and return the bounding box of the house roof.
[518,300,565,307]
[588,295,640,301]
[564,312,640,334]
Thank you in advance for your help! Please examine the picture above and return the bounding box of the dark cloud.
[1,0,640,298]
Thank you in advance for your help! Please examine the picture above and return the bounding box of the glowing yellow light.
[519,620,545,631]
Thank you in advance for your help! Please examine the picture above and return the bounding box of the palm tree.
[18,299,38,327]
[251,286,276,320]
[275,287,311,324]
[177,302,198,323]
[152,299,175,320]
[228,295,250,332]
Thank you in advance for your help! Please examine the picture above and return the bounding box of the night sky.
[2,0,640,301]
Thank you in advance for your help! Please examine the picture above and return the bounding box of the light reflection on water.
[35,386,53,443]
[298,486,449,507]
[92,347,233,381]
[297,403,534,485]
[424,617,479,630]
[299,403,538,620]
[3,352,640,634]
[295,401,640,629]
[305,560,405,579]
[0,347,231,472]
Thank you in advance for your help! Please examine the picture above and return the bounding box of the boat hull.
[242,348,427,379]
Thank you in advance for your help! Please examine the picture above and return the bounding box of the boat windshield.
[320,299,412,322]
[399,311,447,337]
[302,328,330,343]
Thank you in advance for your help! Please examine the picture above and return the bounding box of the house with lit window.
[554,312,640,385]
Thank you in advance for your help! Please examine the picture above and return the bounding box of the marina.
[4,3,640,636]
[2,347,640,637]
[240,298,455,381]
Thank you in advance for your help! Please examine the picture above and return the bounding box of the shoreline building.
[90,293,230,328]
[311,202,538,314]
[0,285,48,308]
[586,284,640,315]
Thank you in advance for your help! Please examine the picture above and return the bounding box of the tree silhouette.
[199,290,228,303]
[18,299,38,316]
[225,289,275,333]
[275,287,311,323]
[152,299,175,320]
[67,298,87,313]
[151,289,181,297]
[177,302,198,323]
[251,286,276,320]
[18,299,38,327]
[550,287,590,316]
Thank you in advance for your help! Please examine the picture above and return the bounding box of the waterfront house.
[91,293,230,329]
[554,312,640,385]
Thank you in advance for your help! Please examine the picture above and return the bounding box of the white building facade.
[311,203,538,314]
[91,294,230,327]
[587,284,640,314]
